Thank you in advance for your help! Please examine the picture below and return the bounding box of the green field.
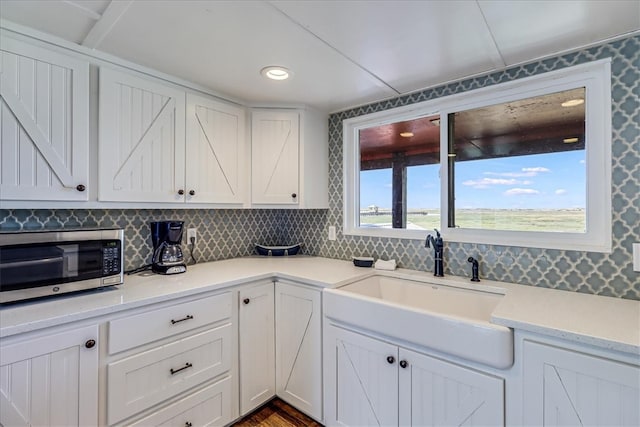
[360,209,586,232]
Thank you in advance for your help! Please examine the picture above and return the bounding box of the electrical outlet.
[633,243,640,272]
[187,228,197,243]
[328,226,336,241]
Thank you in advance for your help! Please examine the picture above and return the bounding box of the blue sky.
[360,151,586,210]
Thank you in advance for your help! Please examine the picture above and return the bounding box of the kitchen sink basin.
[323,274,514,369]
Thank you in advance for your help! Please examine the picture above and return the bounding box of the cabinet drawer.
[108,324,232,424]
[109,292,232,354]
[126,376,232,427]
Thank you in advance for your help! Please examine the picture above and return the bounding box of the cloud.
[504,188,540,196]
[463,177,531,189]
[579,159,586,164]
[384,183,392,188]
[522,167,550,173]
[485,167,551,178]
[555,189,567,195]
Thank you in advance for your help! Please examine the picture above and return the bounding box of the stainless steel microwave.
[0,229,124,303]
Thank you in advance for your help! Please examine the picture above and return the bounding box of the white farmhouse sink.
[324,274,514,369]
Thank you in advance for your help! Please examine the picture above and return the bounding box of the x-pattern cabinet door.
[99,67,186,202]
[275,282,322,420]
[185,93,246,204]
[0,325,98,427]
[0,36,89,201]
[523,340,640,426]
[329,327,398,427]
[398,348,504,426]
[251,111,299,205]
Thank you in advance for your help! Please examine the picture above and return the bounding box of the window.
[343,59,611,252]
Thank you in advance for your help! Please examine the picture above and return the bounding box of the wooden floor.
[232,398,323,427]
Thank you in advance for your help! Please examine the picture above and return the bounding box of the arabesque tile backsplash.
[0,209,327,273]
[1,36,638,299]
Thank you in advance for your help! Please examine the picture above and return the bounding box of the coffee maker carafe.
[150,221,187,275]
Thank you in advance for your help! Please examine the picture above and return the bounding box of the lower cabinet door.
[0,324,99,427]
[108,324,232,424]
[127,376,233,427]
[325,326,398,427]
[398,348,504,426]
[239,281,275,415]
[275,282,322,421]
[523,340,640,426]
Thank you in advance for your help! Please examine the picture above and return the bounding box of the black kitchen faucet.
[425,229,444,277]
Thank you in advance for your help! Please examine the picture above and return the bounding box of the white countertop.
[1,256,639,357]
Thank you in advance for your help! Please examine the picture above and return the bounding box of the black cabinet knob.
[243,298,250,305]
[185,423,193,427]
[291,193,297,199]
[399,360,408,369]
[386,355,395,364]
[76,184,86,192]
[189,190,195,196]
[85,339,96,349]
[178,189,185,195]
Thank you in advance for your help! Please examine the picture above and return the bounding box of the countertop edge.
[2,257,638,358]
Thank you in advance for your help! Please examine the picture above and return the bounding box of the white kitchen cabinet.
[238,280,324,419]
[399,347,504,426]
[185,93,246,204]
[251,108,328,208]
[99,67,186,203]
[126,377,232,427]
[108,325,233,425]
[238,281,275,415]
[275,282,323,421]
[99,68,246,205]
[324,325,504,427]
[106,293,236,426]
[0,324,99,426]
[523,340,640,426]
[0,35,89,201]
[326,325,398,426]
[251,110,299,205]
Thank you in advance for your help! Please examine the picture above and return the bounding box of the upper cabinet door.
[251,111,299,205]
[185,94,246,204]
[98,67,185,202]
[0,36,89,201]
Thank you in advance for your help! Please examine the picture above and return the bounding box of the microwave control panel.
[103,240,122,276]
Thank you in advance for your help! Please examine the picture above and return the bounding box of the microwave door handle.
[0,257,64,268]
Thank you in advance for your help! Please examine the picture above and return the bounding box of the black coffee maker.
[150,221,187,275]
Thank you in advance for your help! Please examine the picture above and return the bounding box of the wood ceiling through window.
[359,88,585,170]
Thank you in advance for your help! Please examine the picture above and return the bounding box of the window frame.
[343,59,612,252]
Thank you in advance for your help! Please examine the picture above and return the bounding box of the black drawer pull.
[399,360,408,369]
[170,362,193,375]
[185,422,192,427]
[171,315,194,325]
[386,356,395,364]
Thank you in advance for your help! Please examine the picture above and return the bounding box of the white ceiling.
[1,0,638,112]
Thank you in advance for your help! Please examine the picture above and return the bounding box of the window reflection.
[448,87,586,232]
[359,115,441,229]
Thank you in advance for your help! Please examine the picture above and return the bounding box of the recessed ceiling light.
[563,137,580,144]
[430,119,441,126]
[561,99,584,107]
[261,66,291,81]
[447,153,457,157]
[400,132,414,138]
